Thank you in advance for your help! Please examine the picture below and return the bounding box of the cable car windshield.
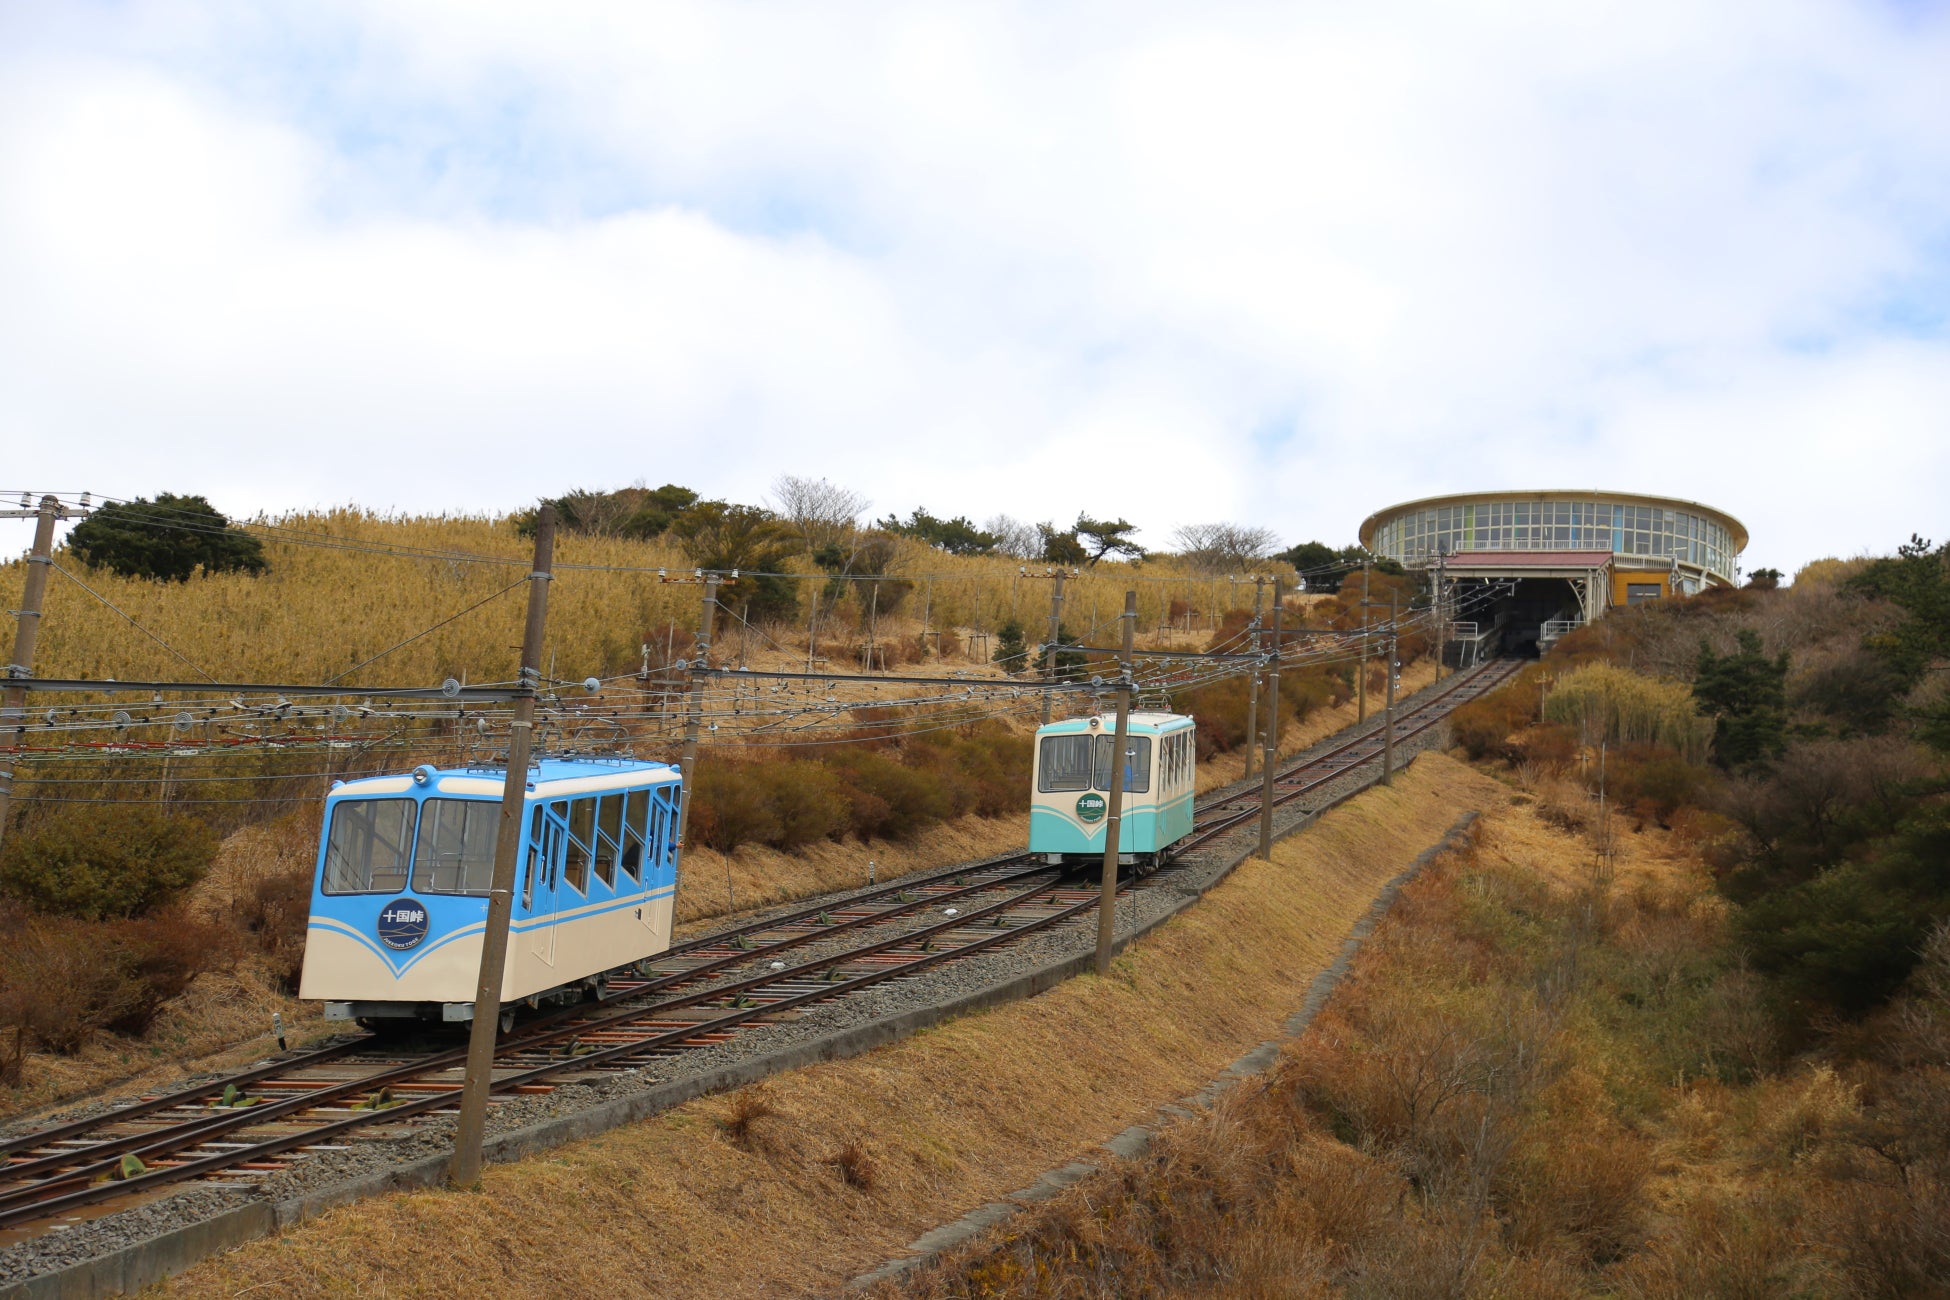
[1092,734,1151,794]
[1038,734,1096,792]
[411,798,500,896]
[321,799,415,895]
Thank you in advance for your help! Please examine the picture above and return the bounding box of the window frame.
[320,797,418,897]
[409,797,502,897]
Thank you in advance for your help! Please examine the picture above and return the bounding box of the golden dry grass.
[158,753,1506,1299]
[0,512,1283,690]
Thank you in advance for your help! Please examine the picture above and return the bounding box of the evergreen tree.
[67,494,267,583]
[992,619,1028,672]
[1695,629,1788,768]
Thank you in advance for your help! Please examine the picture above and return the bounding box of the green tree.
[670,502,800,622]
[0,807,219,920]
[517,483,698,539]
[1849,535,1950,690]
[992,619,1028,672]
[1074,516,1145,565]
[877,508,998,556]
[1036,523,1087,566]
[66,494,267,583]
[1278,541,1357,592]
[1695,629,1789,768]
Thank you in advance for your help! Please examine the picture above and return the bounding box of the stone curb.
[846,805,1483,1291]
[7,750,1434,1300]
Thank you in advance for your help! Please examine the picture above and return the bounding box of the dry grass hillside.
[160,753,1505,1299]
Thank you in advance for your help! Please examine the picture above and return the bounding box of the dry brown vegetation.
[886,772,1950,1298]
[156,754,1503,1298]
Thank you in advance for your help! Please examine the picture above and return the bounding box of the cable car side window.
[594,794,622,890]
[410,798,499,895]
[1093,734,1152,794]
[1038,735,1095,792]
[560,800,591,895]
[522,806,544,909]
[322,799,416,895]
[620,788,649,880]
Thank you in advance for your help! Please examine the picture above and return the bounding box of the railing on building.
[1538,618,1578,653]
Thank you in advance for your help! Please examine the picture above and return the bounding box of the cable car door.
[527,805,562,966]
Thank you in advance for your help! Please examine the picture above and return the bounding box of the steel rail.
[0,872,1102,1228]
[0,862,1057,1194]
[1178,658,1521,852]
[2,658,1521,1230]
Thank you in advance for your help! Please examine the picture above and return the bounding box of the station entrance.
[1439,550,1612,662]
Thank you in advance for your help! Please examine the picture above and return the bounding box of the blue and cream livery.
[299,757,681,1027]
[1029,712,1197,866]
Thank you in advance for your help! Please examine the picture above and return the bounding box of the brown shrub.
[721,1087,774,1149]
[0,910,228,1053]
[232,868,312,991]
[828,1138,877,1190]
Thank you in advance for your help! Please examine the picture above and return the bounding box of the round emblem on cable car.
[1074,793,1107,824]
[376,898,430,951]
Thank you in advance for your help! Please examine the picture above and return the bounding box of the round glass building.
[1358,490,1747,655]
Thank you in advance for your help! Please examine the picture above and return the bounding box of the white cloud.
[0,0,1946,572]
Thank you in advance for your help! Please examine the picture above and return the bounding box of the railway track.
[0,657,1520,1241]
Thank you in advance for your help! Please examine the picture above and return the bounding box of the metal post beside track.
[450,504,557,1190]
[1094,590,1136,977]
[1257,579,1283,860]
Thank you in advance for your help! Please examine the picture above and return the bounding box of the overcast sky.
[2,1,1947,576]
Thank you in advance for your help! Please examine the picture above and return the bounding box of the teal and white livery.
[300,756,681,1029]
[1029,712,1197,866]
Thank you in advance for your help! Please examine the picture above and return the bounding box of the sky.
[2,1,1947,578]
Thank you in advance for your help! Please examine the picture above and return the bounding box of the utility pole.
[450,503,556,1189]
[1382,590,1398,787]
[1356,559,1370,722]
[1094,591,1136,977]
[1040,569,1068,726]
[0,495,67,847]
[674,572,724,887]
[1257,579,1284,860]
[1432,548,1447,683]
[1241,575,1266,779]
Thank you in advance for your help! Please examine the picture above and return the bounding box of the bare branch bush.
[1172,522,1281,574]
[770,475,868,554]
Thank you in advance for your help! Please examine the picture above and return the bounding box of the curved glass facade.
[1368,498,1738,582]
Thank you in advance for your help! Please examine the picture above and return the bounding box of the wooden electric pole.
[1382,590,1398,786]
[1257,579,1284,860]
[1040,569,1068,726]
[451,504,557,1189]
[674,573,724,889]
[0,495,66,847]
[1094,591,1136,976]
[1356,560,1370,722]
[1241,575,1266,779]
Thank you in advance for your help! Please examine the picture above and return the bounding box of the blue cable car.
[299,757,680,1029]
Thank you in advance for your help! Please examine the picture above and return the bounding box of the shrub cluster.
[0,806,218,920]
[0,906,230,1054]
[0,806,229,1066]
[688,726,1032,854]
